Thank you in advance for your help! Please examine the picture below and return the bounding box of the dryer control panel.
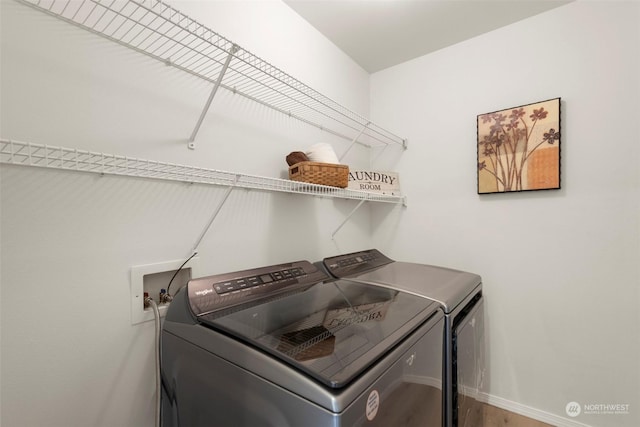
[187,260,328,316]
[323,249,394,278]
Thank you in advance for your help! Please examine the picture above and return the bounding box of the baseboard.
[477,392,594,427]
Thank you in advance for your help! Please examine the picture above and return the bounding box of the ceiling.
[284,0,573,73]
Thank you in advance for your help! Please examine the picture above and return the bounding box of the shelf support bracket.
[331,198,367,240]
[339,122,370,162]
[191,174,240,253]
[188,44,239,149]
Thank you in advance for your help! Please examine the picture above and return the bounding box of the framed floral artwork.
[477,98,561,194]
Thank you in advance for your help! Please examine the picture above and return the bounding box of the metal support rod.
[331,199,367,240]
[188,44,239,146]
[339,123,369,162]
[191,174,240,253]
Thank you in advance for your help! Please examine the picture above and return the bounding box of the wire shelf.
[16,0,407,149]
[0,139,406,204]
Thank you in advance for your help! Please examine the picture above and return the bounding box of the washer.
[321,249,485,427]
[161,259,445,426]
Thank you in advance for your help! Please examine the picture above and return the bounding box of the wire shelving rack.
[0,139,406,205]
[16,0,407,149]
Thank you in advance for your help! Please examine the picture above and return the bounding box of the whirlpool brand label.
[194,288,213,297]
[348,171,401,195]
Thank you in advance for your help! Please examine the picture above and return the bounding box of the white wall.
[371,1,640,427]
[0,1,387,426]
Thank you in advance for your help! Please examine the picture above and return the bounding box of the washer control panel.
[213,266,305,294]
[187,261,328,316]
[323,249,394,278]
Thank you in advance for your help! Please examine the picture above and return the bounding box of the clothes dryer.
[322,249,485,427]
[161,259,445,426]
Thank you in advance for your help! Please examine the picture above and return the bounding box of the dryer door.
[454,298,485,427]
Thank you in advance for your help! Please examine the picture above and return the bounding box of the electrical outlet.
[130,257,200,325]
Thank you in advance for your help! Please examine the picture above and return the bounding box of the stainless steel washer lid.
[350,262,481,313]
[323,249,481,313]
[199,278,439,389]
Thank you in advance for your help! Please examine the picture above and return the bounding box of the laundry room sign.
[348,171,401,195]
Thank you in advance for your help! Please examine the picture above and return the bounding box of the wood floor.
[370,383,554,427]
[461,397,555,427]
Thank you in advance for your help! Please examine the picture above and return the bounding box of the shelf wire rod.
[245,77,304,108]
[72,0,95,24]
[173,50,207,73]
[247,85,295,110]
[170,37,211,68]
[191,173,239,254]
[118,3,155,42]
[79,0,101,26]
[183,47,226,76]
[127,4,173,50]
[230,56,313,96]
[113,0,227,74]
[164,25,204,59]
[99,0,130,37]
[108,2,142,39]
[152,29,227,76]
[234,82,283,106]
[191,61,223,83]
[139,2,222,56]
[124,2,157,35]
[219,86,358,144]
[98,0,124,30]
[17,0,404,147]
[197,50,231,76]
[123,7,310,137]
[225,66,314,115]
[363,122,406,147]
[83,0,117,30]
[189,44,238,145]
[256,78,303,105]
[136,9,191,56]
[15,141,397,202]
[222,70,369,143]
[339,123,370,162]
[133,22,175,56]
[59,0,72,17]
[231,53,372,130]
[142,10,399,144]
[126,8,165,47]
[27,142,34,165]
[150,22,193,59]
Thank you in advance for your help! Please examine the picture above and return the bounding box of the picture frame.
[477,97,561,194]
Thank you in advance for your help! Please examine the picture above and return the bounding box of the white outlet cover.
[130,257,201,325]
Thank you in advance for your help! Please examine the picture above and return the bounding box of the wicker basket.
[288,161,349,188]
